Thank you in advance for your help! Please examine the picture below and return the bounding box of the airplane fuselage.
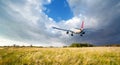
[69,29,85,36]
[70,28,83,34]
[74,29,82,34]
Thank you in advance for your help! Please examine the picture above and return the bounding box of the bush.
[69,43,94,47]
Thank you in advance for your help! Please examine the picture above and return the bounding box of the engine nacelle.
[82,32,85,34]
[66,31,69,34]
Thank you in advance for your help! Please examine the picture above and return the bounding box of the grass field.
[0,47,120,65]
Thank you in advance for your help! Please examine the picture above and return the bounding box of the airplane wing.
[82,28,97,34]
[52,27,74,33]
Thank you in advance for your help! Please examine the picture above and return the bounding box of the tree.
[69,43,94,47]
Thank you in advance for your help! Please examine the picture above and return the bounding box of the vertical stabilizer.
[80,21,84,30]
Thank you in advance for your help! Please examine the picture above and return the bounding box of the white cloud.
[66,0,119,29]
[58,15,99,31]
[47,0,52,4]
[0,0,99,46]
[0,0,69,46]
[0,37,30,46]
[1,0,119,46]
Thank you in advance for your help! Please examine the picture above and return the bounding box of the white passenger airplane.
[52,21,85,36]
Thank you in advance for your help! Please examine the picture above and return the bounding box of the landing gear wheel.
[71,34,73,36]
[80,34,83,36]
[82,32,85,34]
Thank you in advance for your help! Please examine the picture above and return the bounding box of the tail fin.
[80,21,84,30]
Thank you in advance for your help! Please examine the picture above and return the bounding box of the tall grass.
[0,47,120,65]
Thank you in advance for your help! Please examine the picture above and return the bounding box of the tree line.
[0,43,120,48]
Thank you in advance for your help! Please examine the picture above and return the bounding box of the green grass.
[0,47,120,65]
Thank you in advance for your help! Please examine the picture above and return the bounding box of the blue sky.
[0,0,120,46]
[44,0,73,22]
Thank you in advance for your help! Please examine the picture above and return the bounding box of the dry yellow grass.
[0,47,120,65]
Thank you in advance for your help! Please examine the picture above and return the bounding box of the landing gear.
[80,34,83,36]
[82,32,85,34]
[80,31,85,36]
[71,33,73,36]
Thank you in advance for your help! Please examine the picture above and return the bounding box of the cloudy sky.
[0,0,120,46]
